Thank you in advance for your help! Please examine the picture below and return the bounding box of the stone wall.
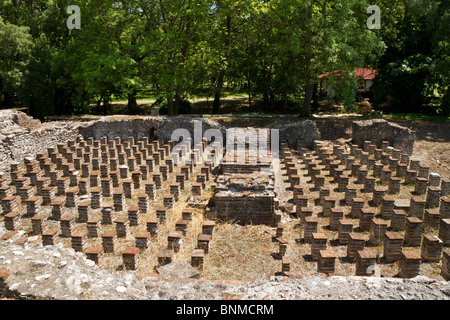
[0,110,83,173]
[277,120,320,149]
[352,119,416,154]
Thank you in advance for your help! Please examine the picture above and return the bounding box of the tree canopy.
[0,0,448,118]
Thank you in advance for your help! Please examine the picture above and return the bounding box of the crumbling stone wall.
[352,119,416,154]
[277,120,320,149]
[0,110,83,173]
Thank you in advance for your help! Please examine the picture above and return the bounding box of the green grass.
[361,112,450,122]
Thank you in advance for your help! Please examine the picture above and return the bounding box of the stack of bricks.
[115,218,130,238]
[60,215,75,237]
[122,247,140,270]
[383,232,404,262]
[404,217,423,247]
[163,195,175,208]
[202,220,215,235]
[338,219,354,244]
[145,183,156,200]
[410,197,426,219]
[441,251,450,280]
[113,190,127,212]
[146,217,160,236]
[135,232,150,250]
[369,218,388,246]
[102,231,117,253]
[421,234,443,262]
[303,217,318,243]
[426,186,441,208]
[439,219,450,246]
[25,197,40,217]
[127,206,141,226]
[156,207,168,222]
[347,233,365,261]
[1,196,18,214]
[77,201,92,223]
[197,234,212,254]
[329,208,343,231]
[311,233,327,260]
[414,177,428,195]
[31,214,47,235]
[4,212,21,231]
[175,220,189,235]
[355,250,376,276]
[87,218,101,238]
[192,183,202,196]
[399,250,421,278]
[441,197,450,219]
[51,201,65,221]
[158,249,174,266]
[350,198,364,219]
[359,208,375,232]
[101,207,116,225]
[90,188,102,209]
[65,190,79,208]
[317,249,336,274]
[191,249,205,268]
[424,209,440,229]
[167,231,183,252]
[71,231,87,252]
[380,196,395,219]
[42,229,58,246]
[137,194,149,213]
[85,246,104,266]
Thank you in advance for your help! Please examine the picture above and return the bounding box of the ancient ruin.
[0,109,449,300]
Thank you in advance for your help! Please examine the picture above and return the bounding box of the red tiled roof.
[318,68,377,80]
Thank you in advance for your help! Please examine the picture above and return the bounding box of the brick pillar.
[338,219,354,244]
[318,249,336,274]
[102,231,117,253]
[85,246,104,266]
[152,173,162,189]
[399,250,421,278]
[303,217,318,243]
[131,171,141,190]
[441,251,450,280]
[163,195,175,208]
[380,168,392,185]
[122,179,134,198]
[426,186,441,208]
[355,250,376,276]
[60,215,75,237]
[192,183,202,196]
[388,177,401,194]
[359,208,375,232]
[441,197,450,219]
[424,209,440,229]
[414,177,428,195]
[191,249,205,268]
[156,207,168,222]
[42,229,58,246]
[168,231,183,252]
[322,196,336,217]
[357,167,368,185]
[350,198,364,219]
[418,165,430,179]
[441,179,450,196]
[409,197,426,219]
[135,232,150,251]
[347,233,365,261]
[182,208,194,220]
[391,210,407,231]
[146,217,160,236]
[438,219,450,246]
[329,208,344,231]
[383,231,404,262]
[170,183,180,201]
[311,233,327,261]
[396,163,408,178]
[113,190,127,212]
[319,187,330,206]
[405,169,417,184]
[388,158,399,173]
[372,186,387,206]
[137,194,149,214]
[373,163,383,178]
[71,231,87,252]
[176,174,185,190]
[421,234,443,262]
[369,218,388,246]
[127,206,141,226]
[380,195,395,220]
[145,183,156,200]
[345,185,358,205]
[158,249,174,266]
[176,220,189,236]
[404,217,423,247]
[428,173,441,187]
[363,175,376,193]
[4,212,21,231]
[338,175,350,192]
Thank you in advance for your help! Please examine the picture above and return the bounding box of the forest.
[0,0,449,119]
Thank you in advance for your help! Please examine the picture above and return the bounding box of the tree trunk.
[212,69,225,114]
[174,85,181,115]
[167,96,175,116]
[127,90,138,115]
[301,2,314,118]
